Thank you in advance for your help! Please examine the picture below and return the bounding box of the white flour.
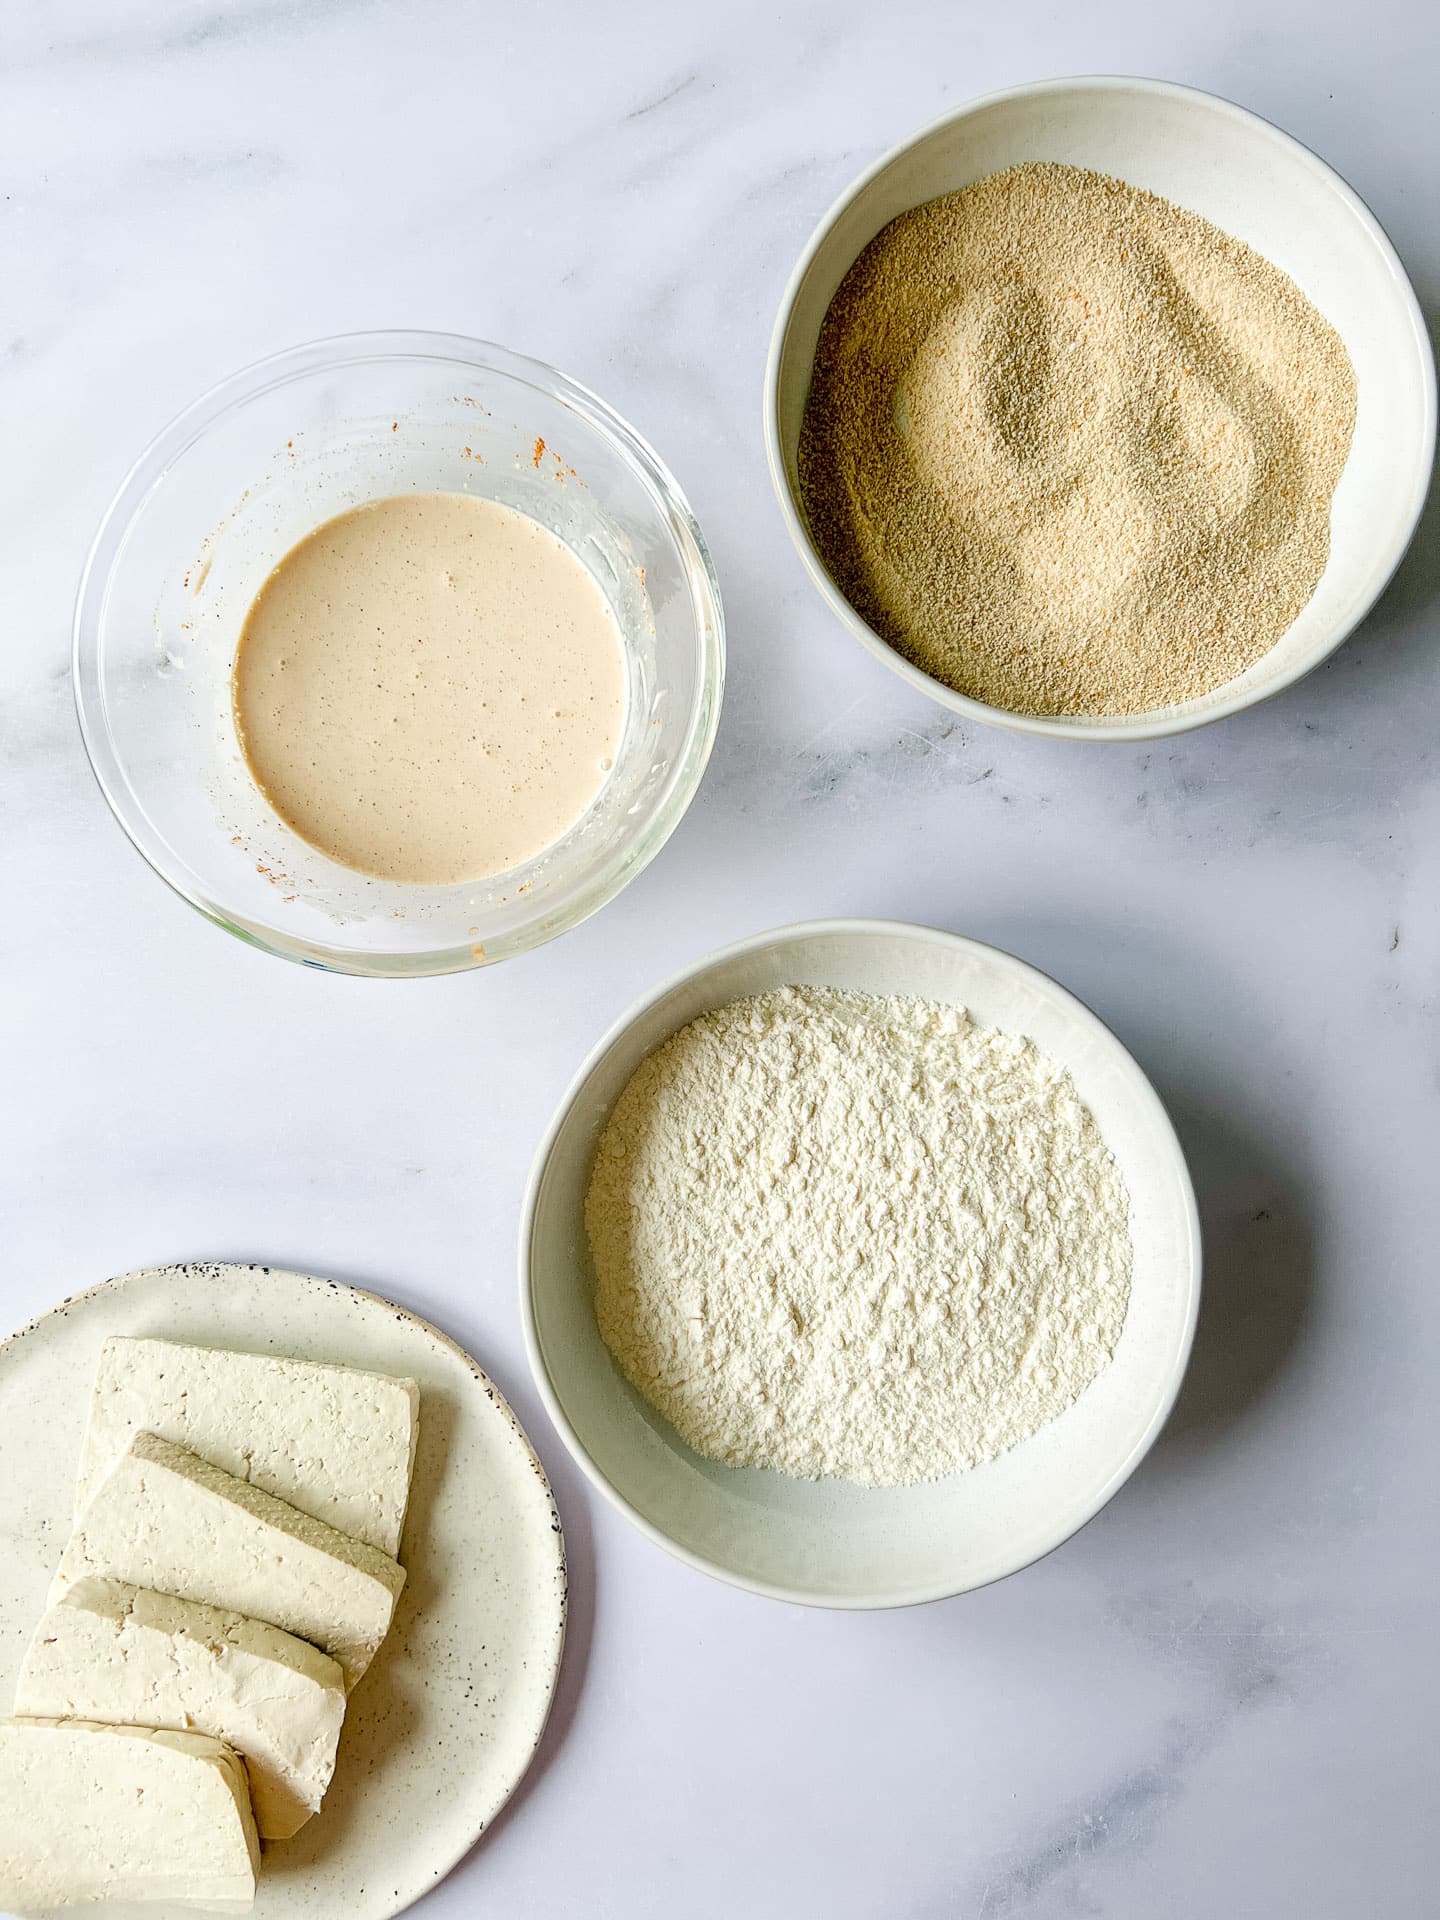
[586,986,1132,1486]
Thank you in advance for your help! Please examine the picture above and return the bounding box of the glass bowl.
[74,331,724,976]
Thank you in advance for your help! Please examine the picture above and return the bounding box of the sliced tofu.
[52,1432,405,1690]
[75,1335,420,1555]
[0,1716,259,1911]
[15,1577,347,1839]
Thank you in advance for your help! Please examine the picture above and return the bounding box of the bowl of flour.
[520,920,1200,1607]
[765,77,1434,740]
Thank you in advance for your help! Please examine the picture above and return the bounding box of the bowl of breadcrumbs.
[765,76,1434,740]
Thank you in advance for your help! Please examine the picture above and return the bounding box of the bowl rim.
[762,73,1438,744]
[73,327,726,977]
[518,915,1204,1608]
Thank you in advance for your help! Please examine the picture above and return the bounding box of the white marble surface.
[2,2,1437,1914]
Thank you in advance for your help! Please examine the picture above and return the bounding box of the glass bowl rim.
[73,328,726,977]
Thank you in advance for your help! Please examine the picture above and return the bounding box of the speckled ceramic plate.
[0,1264,567,1920]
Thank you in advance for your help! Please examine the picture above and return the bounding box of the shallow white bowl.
[765,77,1435,742]
[521,919,1201,1607]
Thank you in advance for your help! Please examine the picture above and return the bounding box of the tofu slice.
[52,1432,405,1690]
[15,1578,347,1839]
[75,1335,420,1556]
[0,1716,259,1911]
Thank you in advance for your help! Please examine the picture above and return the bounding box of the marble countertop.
[2,2,1436,1914]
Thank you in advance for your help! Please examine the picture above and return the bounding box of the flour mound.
[585,986,1133,1486]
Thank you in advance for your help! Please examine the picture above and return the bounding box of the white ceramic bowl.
[765,77,1435,742]
[521,919,1201,1607]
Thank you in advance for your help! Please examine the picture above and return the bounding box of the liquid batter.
[232,492,626,885]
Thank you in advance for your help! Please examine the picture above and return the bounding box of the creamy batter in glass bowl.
[74,331,724,976]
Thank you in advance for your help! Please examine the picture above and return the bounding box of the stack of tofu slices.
[0,1336,420,1912]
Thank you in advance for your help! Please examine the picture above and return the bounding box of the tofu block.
[0,1716,259,1911]
[76,1335,420,1555]
[15,1578,347,1839]
[52,1432,406,1690]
